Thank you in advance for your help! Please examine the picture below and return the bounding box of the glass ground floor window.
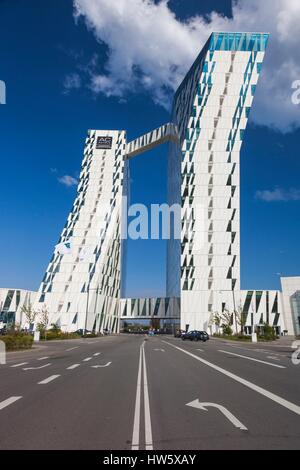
[0,311,15,328]
[120,318,180,334]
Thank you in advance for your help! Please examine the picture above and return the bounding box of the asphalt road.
[0,334,299,449]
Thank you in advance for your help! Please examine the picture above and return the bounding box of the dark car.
[199,331,210,340]
[182,330,207,342]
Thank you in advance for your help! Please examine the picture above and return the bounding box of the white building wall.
[167,32,269,331]
[280,277,300,336]
[0,288,37,328]
[34,130,127,333]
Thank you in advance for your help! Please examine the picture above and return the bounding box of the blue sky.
[0,0,299,296]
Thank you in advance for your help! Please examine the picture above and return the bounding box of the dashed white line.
[38,375,60,385]
[83,357,92,362]
[10,362,28,368]
[163,340,300,417]
[67,364,80,370]
[93,352,101,356]
[91,362,111,368]
[23,363,51,371]
[196,349,204,352]
[218,350,286,369]
[0,396,22,410]
[37,356,49,361]
[267,356,280,361]
[66,346,79,352]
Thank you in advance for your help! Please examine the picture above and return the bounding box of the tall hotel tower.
[34,33,269,333]
[167,32,269,331]
[35,131,128,333]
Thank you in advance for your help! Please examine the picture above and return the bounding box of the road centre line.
[142,344,153,450]
[66,346,79,352]
[67,364,80,370]
[131,344,142,450]
[131,342,153,450]
[37,357,49,361]
[218,350,286,369]
[83,357,92,362]
[162,340,300,417]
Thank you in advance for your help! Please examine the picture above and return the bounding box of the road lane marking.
[132,344,143,451]
[66,346,79,352]
[38,375,60,385]
[142,343,153,450]
[162,340,300,417]
[267,356,280,361]
[91,362,111,368]
[37,357,49,361]
[83,357,92,362]
[23,363,51,371]
[67,364,80,370]
[154,348,165,352]
[186,400,248,431]
[196,349,204,352]
[218,350,285,369]
[0,396,22,411]
[10,362,28,368]
[93,352,101,356]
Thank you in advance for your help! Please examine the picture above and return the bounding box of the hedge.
[1,334,33,351]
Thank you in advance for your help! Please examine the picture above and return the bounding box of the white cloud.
[63,73,81,94]
[73,0,300,132]
[255,188,300,201]
[58,175,78,187]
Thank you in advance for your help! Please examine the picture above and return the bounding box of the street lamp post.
[84,285,99,335]
[84,284,90,336]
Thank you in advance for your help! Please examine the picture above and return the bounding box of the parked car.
[199,331,210,340]
[182,330,207,342]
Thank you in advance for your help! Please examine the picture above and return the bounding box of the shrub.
[222,325,233,336]
[259,322,276,341]
[1,333,33,351]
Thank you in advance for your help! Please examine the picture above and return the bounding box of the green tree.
[21,303,37,331]
[213,312,221,334]
[37,304,49,340]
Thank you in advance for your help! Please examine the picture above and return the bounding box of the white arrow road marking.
[0,396,22,411]
[91,362,111,368]
[218,350,286,369]
[163,340,300,417]
[23,363,51,371]
[93,352,101,356]
[37,356,49,361]
[186,400,248,431]
[83,357,92,362]
[10,362,28,368]
[66,346,79,352]
[67,364,80,370]
[154,348,165,352]
[38,375,60,385]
